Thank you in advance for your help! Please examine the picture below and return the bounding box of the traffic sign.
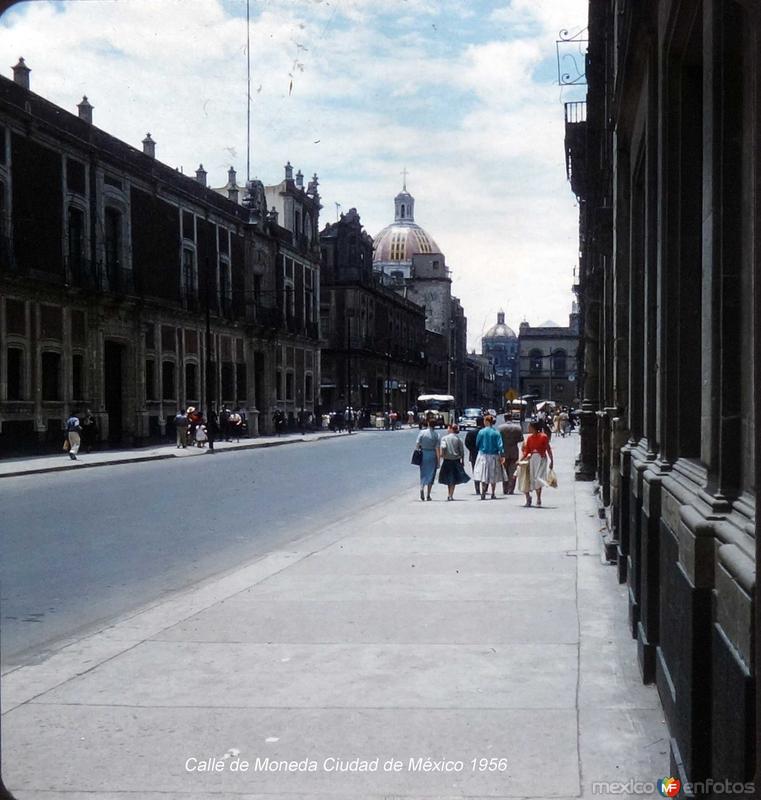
[505,389,518,401]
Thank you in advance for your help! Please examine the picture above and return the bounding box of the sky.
[0,0,588,351]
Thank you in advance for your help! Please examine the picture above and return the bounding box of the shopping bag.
[546,467,558,488]
[63,438,70,452]
[515,460,530,493]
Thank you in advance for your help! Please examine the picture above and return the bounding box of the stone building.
[0,60,320,451]
[465,352,496,409]
[568,1,759,786]
[517,309,579,406]
[373,184,467,403]
[481,310,519,405]
[319,208,426,413]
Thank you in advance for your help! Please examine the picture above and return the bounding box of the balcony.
[104,262,136,295]
[254,305,283,329]
[306,321,320,340]
[564,101,587,198]
[68,257,99,290]
[0,235,16,273]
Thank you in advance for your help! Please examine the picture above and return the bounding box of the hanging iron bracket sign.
[556,27,589,86]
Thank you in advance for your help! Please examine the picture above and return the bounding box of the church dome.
[373,222,440,263]
[373,183,441,265]
[483,311,517,340]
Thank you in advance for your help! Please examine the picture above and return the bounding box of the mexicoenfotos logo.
[658,777,681,797]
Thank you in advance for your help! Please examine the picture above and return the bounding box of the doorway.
[104,340,125,443]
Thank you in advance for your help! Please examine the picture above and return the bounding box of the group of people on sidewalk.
[174,406,245,451]
[414,413,554,507]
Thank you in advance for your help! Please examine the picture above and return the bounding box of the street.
[0,430,416,667]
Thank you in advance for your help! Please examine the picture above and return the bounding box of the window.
[72,354,84,399]
[7,347,22,400]
[162,361,176,400]
[104,207,122,283]
[285,285,294,323]
[236,364,247,401]
[305,373,313,404]
[66,159,86,195]
[145,360,155,400]
[552,350,567,375]
[222,362,234,400]
[145,325,155,350]
[285,372,294,401]
[68,207,85,271]
[219,256,232,314]
[41,352,61,401]
[185,363,197,400]
[529,349,543,373]
[276,369,283,400]
[183,247,196,301]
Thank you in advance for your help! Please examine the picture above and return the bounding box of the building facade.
[481,311,519,405]
[569,1,759,787]
[517,310,579,406]
[319,208,426,413]
[0,60,319,451]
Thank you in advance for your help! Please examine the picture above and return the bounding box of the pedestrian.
[229,409,243,441]
[464,416,485,495]
[174,409,189,448]
[473,414,505,500]
[414,414,441,501]
[220,406,231,441]
[521,420,554,508]
[438,423,470,501]
[81,408,97,453]
[65,412,82,461]
[498,412,524,495]
[206,410,219,452]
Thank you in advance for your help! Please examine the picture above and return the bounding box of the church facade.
[373,185,467,405]
[481,311,519,405]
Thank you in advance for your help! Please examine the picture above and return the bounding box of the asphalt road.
[0,429,420,667]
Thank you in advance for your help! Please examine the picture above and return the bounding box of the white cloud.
[0,0,588,351]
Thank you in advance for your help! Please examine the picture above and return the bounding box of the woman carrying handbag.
[414,415,441,501]
[521,420,554,507]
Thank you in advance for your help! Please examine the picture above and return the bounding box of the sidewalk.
[1,436,668,798]
[0,429,357,479]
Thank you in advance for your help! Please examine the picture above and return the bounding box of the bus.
[416,394,456,428]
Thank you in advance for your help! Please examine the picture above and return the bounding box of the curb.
[0,432,352,480]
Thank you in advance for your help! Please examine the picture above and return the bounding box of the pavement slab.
[2,435,667,798]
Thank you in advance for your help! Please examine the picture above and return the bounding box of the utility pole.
[346,313,352,433]
[386,345,392,418]
[205,257,213,414]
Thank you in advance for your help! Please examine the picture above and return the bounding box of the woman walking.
[438,423,470,501]
[522,420,554,507]
[473,414,505,500]
[414,415,441,501]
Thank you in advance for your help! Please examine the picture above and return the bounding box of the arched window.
[529,349,543,373]
[401,204,406,217]
[552,349,567,375]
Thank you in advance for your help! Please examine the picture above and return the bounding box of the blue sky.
[1,0,588,348]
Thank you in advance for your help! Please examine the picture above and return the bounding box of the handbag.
[63,438,70,452]
[515,459,531,494]
[411,448,423,466]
